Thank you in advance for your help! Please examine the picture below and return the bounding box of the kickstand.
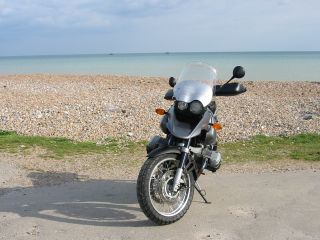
[194,181,211,204]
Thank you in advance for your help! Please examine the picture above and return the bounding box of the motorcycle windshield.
[173,63,217,107]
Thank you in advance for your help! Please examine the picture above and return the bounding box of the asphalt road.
[0,170,319,240]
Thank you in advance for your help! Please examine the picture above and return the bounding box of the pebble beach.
[0,74,319,142]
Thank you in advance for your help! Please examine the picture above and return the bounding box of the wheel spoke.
[149,157,191,217]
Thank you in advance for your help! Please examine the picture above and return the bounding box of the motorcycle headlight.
[189,100,204,115]
[177,101,188,111]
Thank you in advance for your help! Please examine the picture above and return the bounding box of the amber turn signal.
[155,108,166,115]
[212,122,222,130]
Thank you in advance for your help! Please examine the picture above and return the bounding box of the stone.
[303,114,313,120]
[35,110,43,119]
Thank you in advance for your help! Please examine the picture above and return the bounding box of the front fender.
[147,146,198,181]
[147,146,181,158]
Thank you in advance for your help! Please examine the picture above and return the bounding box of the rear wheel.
[137,154,194,225]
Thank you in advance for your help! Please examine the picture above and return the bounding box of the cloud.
[0,0,186,29]
[0,0,319,55]
[0,1,110,28]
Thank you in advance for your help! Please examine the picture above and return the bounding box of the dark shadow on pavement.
[0,171,154,227]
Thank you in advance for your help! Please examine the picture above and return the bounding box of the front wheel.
[137,154,194,225]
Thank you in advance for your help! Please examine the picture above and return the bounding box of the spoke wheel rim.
[148,157,191,217]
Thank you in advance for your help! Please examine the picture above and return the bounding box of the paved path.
[1,170,319,240]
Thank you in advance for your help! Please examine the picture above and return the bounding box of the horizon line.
[1,50,320,58]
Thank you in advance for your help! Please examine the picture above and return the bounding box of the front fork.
[172,138,191,192]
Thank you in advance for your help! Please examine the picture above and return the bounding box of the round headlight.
[177,101,188,111]
[189,100,203,115]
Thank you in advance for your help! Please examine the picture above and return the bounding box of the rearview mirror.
[232,66,245,79]
[224,66,245,85]
[169,77,176,87]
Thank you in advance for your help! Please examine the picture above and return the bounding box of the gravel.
[0,74,319,142]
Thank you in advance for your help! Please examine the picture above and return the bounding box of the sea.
[0,52,319,82]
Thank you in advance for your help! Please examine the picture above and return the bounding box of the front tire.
[137,154,194,225]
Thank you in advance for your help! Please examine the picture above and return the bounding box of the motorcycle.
[136,62,246,225]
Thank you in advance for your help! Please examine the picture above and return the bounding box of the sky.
[0,0,319,56]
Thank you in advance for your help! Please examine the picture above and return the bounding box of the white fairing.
[173,63,217,107]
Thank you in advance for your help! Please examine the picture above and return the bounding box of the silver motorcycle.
[137,62,246,225]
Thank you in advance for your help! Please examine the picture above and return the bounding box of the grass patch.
[220,133,320,163]
[0,130,319,162]
[0,130,146,159]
